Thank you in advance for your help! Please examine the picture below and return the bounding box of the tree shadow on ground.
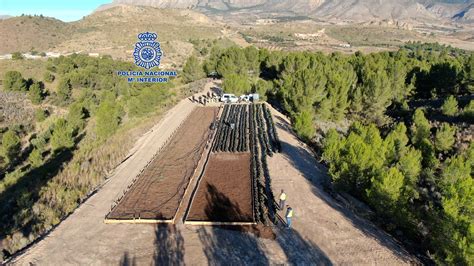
[0,133,84,238]
[197,183,269,265]
[273,116,415,263]
[276,227,332,265]
[203,183,251,222]
[153,224,185,266]
[119,251,137,266]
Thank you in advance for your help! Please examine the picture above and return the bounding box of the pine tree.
[50,119,74,152]
[435,123,456,152]
[384,123,409,162]
[366,167,404,212]
[222,74,251,95]
[182,55,205,83]
[397,147,422,200]
[462,100,474,118]
[28,148,43,167]
[57,78,72,103]
[293,109,315,141]
[411,109,431,146]
[441,95,458,117]
[95,98,122,139]
[0,129,21,165]
[464,54,474,93]
[28,81,44,104]
[3,71,27,91]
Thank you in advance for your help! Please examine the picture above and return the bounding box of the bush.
[43,72,55,83]
[11,52,24,60]
[35,109,48,122]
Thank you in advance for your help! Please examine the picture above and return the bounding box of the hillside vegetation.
[0,54,188,259]
[184,42,474,264]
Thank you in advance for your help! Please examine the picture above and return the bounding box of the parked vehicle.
[220,94,239,103]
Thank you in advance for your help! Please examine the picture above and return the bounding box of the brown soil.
[187,152,253,222]
[107,107,217,220]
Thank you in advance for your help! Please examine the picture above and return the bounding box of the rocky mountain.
[98,0,474,23]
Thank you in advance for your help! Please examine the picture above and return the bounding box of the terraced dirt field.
[107,107,218,220]
[186,152,253,223]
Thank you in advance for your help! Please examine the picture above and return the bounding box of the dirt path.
[10,98,415,265]
[265,104,415,265]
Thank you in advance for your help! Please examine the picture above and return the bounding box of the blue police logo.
[133,32,162,69]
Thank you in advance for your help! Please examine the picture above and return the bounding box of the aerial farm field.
[107,107,218,221]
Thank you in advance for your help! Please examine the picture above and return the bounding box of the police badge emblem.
[133,32,162,69]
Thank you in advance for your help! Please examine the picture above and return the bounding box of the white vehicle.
[220,93,239,103]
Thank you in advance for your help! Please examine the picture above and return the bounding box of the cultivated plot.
[186,152,253,223]
[106,107,217,221]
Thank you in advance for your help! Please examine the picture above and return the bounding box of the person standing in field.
[286,205,293,229]
[279,190,287,210]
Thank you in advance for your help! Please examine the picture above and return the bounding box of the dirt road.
[9,91,414,265]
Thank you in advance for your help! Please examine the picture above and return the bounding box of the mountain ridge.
[97,0,474,23]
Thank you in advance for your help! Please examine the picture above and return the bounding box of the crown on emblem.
[138,32,157,41]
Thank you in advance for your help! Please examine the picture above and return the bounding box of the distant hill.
[99,0,474,23]
[0,15,12,20]
[0,6,224,66]
[0,16,73,54]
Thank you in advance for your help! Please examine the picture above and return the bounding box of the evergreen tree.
[293,109,315,141]
[462,100,474,118]
[182,55,205,83]
[411,109,431,146]
[435,123,456,152]
[397,147,422,200]
[359,62,392,123]
[95,98,122,139]
[437,155,474,264]
[3,71,27,91]
[67,103,86,132]
[222,74,251,95]
[441,95,458,117]
[463,54,474,93]
[28,148,43,167]
[28,81,44,104]
[50,119,74,152]
[366,167,405,213]
[57,78,72,103]
[384,123,409,162]
[0,129,21,165]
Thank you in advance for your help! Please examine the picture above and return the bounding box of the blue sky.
[0,0,111,22]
